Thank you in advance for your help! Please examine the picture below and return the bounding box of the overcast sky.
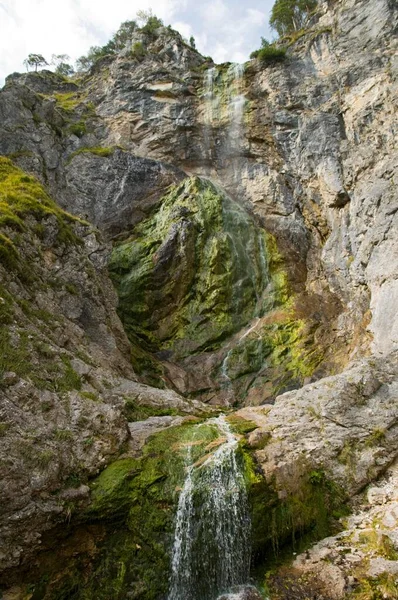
[0,0,275,86]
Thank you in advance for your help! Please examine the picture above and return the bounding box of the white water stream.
[168,416,251,600]
[203,63,246,163]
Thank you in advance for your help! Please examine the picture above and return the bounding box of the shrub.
[250,39,287,63]
[137,9,163,34]
[131,41,146,59]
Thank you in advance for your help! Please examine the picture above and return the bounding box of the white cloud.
[171,20,192,41]
[196,3,270,64]
[201,0,229,23]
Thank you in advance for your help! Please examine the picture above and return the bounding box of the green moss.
[69,146,114,160]
[109,175,322,397]
[68,120,87,138]
[123,397,180,421]
[243,451,349,564]
[0,156,81,250]
[109,177,273,360]
[349,573,398,600]
[55,420,220,599]
[52,92,85,113]
[227,414,258,435]
[88,458,139,519]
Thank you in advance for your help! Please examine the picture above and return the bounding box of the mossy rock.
[0,156,81,266]
[240,449,349,566]
[36,419,223,599]
[109,177,276,361]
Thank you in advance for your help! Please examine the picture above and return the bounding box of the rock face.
[239,352,398,498]
[0,158,207,578]
[2,0,396,403]
[290,460,398,599]
[0,0,397,597]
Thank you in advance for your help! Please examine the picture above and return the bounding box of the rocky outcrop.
[239,352,398,496]
[2,0,396,402]
[285,460,398,599]
[0,158,207,578]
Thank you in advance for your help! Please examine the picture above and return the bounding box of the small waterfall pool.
[168,415,262,600]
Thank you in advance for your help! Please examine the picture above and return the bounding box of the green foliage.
[23,53,48,72]
[250,38,287,62]
[137,9,164,34]
[189,36,197,49]
[75,42,116,71]
[51,54,74,76]
[270,0,318,37]
[131,41,146,59]
[75,13,160,72]
[112,20,138,50]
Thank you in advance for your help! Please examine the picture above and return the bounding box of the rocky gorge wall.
[0,0,397,597]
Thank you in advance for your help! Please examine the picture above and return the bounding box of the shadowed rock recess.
[0,0,397,598]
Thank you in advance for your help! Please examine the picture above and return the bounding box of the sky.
[0,0,275,86]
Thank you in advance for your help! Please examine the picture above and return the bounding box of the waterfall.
[203,63,246,164]
[227,63,246,151]
[168,416,251,600]
[204,67,219,161]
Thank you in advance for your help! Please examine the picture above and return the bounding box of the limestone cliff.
[0,0,397,597]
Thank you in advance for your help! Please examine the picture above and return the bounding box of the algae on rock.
[109,175,322,400]
[109,176,271,359]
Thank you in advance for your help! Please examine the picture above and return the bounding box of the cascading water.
[168,416,251,600]
[203,63,246,164]
[227,63,246,155]
[203,67,219,161]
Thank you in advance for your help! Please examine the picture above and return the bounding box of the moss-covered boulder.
[18,419,227,599]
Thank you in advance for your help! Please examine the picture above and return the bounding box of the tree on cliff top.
[23,54,48,72]
[270,0,317,36]
[136,9,163,34]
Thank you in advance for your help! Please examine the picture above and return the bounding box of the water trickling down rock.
[168,416,251,600]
